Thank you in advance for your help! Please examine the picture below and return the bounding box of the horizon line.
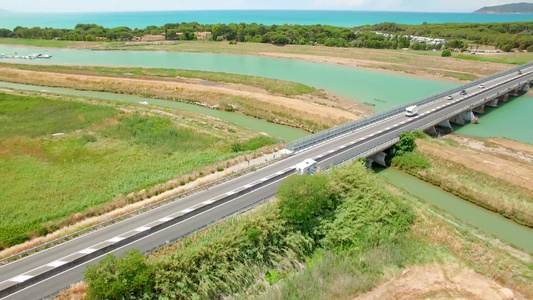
[1,9,476,14]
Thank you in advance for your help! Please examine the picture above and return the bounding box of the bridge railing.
[286,62,533,152]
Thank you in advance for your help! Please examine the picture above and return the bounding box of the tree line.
[1,21,532,52]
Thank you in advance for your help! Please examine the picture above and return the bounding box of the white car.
[446,95,453,100]
[478,84,485,89]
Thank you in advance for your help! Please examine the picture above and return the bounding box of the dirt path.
[355,264,519,300]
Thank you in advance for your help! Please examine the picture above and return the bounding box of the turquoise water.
[454,95,533,144]
[379,168,533,252]
[0,44,531,144]
[0,82,308,141]
[1,10,533,30]
[0,45,455,112]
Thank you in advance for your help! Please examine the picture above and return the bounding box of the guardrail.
[286,62,533,152]
[0,152,292,265]
[0,167,295,298]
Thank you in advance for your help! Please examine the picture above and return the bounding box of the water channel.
[1,45,531,143]
[378,168,533,252]
[1,45,532,250]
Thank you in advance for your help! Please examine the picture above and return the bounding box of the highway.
[1,65,532,299]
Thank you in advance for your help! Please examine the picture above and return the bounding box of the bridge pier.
[437,120,453,132]
[485,98,499,108]
[498,94,509,102]
[472,105,485,114]
[509,88,520,96]
[521,84,530,93]
[365,158,374,169]
[424,126,438,137]
[368,152,387,168]
[460,111,475,122]
[449,114,465,125]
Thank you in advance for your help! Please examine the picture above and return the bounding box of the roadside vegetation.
[0,63,317,96]
[0,92,276,249]
[0,67,351,133]
[74,161,533,300]
[392,133,533,228]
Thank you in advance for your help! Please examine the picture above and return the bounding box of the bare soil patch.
[356,264,519,300]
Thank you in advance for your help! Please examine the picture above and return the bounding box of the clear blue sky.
[2,0,529,13]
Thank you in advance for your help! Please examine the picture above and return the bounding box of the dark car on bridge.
[460,90,467,95]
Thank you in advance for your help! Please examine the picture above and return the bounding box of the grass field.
[0,67,345,133]
[0,63,316,96]
[0,92,274,249]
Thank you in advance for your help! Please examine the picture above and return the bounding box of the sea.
[1,10,532,30]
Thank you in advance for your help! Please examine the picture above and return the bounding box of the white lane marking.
[225,191,236,196]
[260,177,269,181]
[9,275,33,283]
[338,145,345,149]
[328,150,335,153]
[350,141,356,144]
[359,137,365,141]
[107,237,126,243]
[401,121,406,124]
[385,127,391,130]
[377,130,383,133]
[202,200,215,205]
[243,184,253,188]
[134,226,151,232]
[46,260,68,267]
[315,154,323,158]
[276,171,284,175]
[78,248,97,254]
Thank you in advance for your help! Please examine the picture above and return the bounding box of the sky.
[0,0,530,13]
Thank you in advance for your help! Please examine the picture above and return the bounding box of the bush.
[217,166,224,172]
[277,174,336,237]
[84,249,154,299]
[323,163,415,250]
[391,151,431,171]
[394,131,416,157]
[441,49,452,57]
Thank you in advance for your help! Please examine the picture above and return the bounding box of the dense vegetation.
[1,21,532,51]
[84,162,419,299]
[0,92,274,249]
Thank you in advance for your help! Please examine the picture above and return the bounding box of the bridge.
[1,62,532,299]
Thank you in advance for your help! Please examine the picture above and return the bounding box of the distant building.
[195,31,211,40]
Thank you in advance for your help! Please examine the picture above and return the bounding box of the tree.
[84,249,153,299]
[394,131,416,157]
[441,49,452,57]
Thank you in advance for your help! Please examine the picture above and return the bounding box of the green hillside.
[474,2,533,14]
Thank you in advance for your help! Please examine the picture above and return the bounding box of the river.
[1,45,531,143]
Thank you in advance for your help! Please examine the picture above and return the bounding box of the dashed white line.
[107,237,125,243]
[202,200,215,205]
[78,248,98,254]
[225,191,236,196]
[46,260,68,267]
[9,275,33,283]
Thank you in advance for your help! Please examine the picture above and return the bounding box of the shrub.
[391,151,431,171]
[84,249,154,299]
[277,174,336,237]
[441,49,452,57]
[394,131,416,157]
[217,166,224,172]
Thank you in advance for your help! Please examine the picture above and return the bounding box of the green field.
[0,92,273,249]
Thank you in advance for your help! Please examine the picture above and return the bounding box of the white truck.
[295,159,317,175]
[405,105,418,117]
